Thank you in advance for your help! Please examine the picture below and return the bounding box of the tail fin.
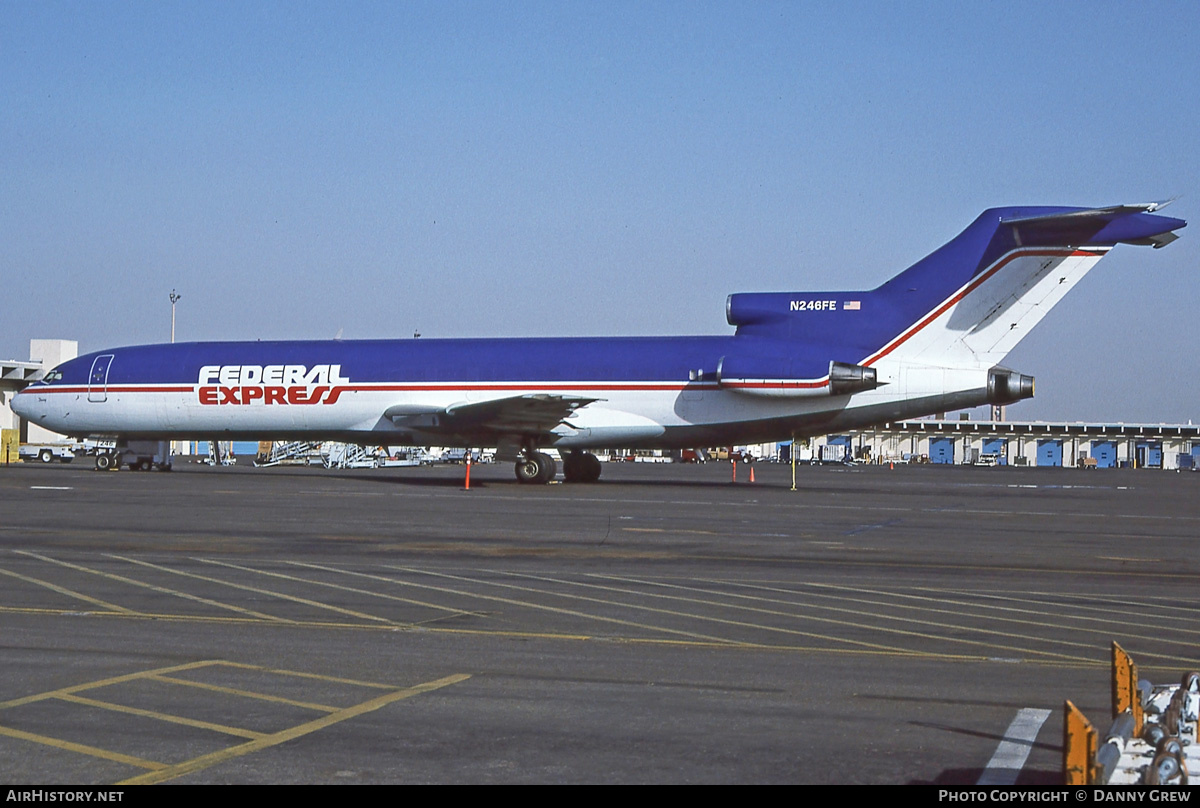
[726,203,1185,373]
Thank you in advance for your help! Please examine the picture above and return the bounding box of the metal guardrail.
[1064,642,1198,785]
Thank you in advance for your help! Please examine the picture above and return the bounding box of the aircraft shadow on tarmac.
[311,467,886,495]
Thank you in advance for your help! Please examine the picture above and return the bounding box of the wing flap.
[387,393,600,439]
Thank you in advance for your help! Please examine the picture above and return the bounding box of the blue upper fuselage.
[42,336,741,388]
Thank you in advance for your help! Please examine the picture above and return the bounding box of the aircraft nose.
[11,389,40,420]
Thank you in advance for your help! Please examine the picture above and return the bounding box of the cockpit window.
[43,370,63,382]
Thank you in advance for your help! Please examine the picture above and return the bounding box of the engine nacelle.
[717,358,880,399]
[829,362,879,396]
[987,368,1035,404]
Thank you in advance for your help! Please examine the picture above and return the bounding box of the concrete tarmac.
[0,459,1197,784]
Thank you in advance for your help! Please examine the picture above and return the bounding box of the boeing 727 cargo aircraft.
[12,203,1185,483]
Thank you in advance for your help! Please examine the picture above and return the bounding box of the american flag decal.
[843,300,861,310]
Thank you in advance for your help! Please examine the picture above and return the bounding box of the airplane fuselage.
[17,334,989,448]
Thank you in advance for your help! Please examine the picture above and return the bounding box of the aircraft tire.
[581,452,602,482]
[563,451,601,483]
[515,456,542,484]
[534,452,556,483]
[562,451,581,483]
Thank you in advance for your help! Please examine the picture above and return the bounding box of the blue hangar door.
[981,438,1006,464]
[1037,440,1063,467]
[1136,442,1162,468]
[1090,441,1117,469]
[929,437,955,464]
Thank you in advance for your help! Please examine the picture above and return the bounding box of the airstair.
[321,443,380,469]
[254,441,325,467]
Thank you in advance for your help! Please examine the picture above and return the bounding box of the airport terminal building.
[1,339,77,445]
[797,418,1200,470]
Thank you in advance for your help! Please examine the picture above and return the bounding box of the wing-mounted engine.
[716,356,880,399]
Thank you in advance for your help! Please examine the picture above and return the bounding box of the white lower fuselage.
[17,358,992,448]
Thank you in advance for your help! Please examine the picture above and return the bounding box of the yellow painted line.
[0,605,127,618]
[386,564,940,658]
[0,604,379,629]
[104,555,296,623]
[204,661,399,691]
[196,557,480,620]
[92,554,398,626]
[149,675,341,713]
[118,673,471,785]
[914,585,1200,626]
[623,528,720,536]
[791,580,1200,640]
[1097,556,1162,563]
[329,561,750,647]
[57,693,266,740]
[494,568,1095,664]
[0,723,166,771]
[0,565,135,614]
[674,576,1137,654]
[0,660,226,710]
[14,550,292,622]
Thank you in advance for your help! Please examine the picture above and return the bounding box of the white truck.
[19,441,80,464]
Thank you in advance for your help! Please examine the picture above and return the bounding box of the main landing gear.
[515,451,556,484]
[562,450,602,483]
[513,450,602,484]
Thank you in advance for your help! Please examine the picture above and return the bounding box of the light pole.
[169,290,181,343]
[168,289,182,459]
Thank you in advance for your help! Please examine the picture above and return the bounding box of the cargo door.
[88,355,114,403]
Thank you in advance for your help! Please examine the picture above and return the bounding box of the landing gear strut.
[562,450,602,483]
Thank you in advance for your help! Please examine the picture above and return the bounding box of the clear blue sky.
[3,1,1197,422]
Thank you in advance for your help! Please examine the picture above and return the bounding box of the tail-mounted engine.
[716,358,881,399]
[987,368,1035,404]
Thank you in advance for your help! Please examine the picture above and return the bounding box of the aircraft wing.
[386,393,600,441]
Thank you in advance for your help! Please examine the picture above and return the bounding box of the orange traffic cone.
[749,466,756,483]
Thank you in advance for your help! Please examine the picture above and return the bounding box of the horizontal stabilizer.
[999,202,1185,249]
[999,200,1176,225]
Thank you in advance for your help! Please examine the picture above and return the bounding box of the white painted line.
[976,707,1051,786]
[29,486,73,491]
